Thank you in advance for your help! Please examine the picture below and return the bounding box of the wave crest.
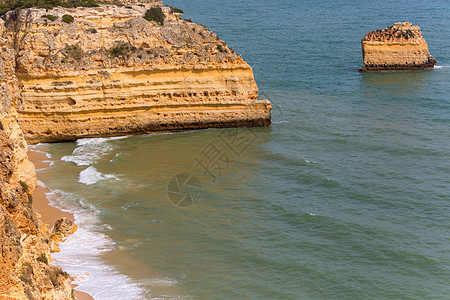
[79,166,118,185]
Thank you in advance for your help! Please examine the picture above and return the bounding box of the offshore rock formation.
[359,22,436,72]
[1,19,74,298]
[3,3,271,144]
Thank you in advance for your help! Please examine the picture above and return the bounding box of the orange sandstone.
[3,4,271,144]
[359,22,436,72]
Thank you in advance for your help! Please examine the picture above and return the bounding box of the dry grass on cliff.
[0,0,99,16]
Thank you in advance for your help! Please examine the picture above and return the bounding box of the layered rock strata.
[0,20,36,190]
[1,19,74,299]
[4,4,271,144]
[1,2,270,298]
[359,22,436,72]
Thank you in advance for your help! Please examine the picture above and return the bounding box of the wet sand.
[28,150,95,300]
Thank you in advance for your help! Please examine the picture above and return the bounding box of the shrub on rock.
[144,7,165,26]
[62,14,74,23]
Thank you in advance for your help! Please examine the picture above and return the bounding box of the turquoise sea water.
[31,0,449,298]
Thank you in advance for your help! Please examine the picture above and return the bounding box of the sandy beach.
[28,150,95,300]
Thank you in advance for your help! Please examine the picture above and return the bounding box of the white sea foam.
[28,145,54,170]
[34,160,55,170]
[141,277,178,287]
[45,189,146,299]
[62,136,128,166]
[38,140,181,299]
[79,166,118,185]
[44,160,55,167]
[37,180,47,189]
[304,159,316,164]
[434,65,449,69]
[121,202,140,210]
[273,120,290,125]
[28,144,53,159]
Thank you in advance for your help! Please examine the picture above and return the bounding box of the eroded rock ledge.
[1,18,74,298]
[3,3,271,144]
[359,22,436,72]
[0,2,269,298]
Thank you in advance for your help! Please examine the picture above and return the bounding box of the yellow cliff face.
[0,4,270,297]
[3,4,271,143]
[0,19,37,192]
[359,22,436,72]
[1,19,73,299]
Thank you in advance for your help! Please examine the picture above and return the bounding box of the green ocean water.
[32,0,449,299]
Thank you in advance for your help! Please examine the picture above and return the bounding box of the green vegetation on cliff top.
[143,6,165,25]
[0,0,100,16]
[61,13,73,22]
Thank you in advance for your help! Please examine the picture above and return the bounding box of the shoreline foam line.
[28,149,95,300]
[28,148,145,299]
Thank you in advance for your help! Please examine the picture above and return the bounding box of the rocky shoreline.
[1,13,78,297]
[359,60,437,72]
[2,3,439,300]
[1,1,270,298]
[27,150,94,300]
[0,132,77,298]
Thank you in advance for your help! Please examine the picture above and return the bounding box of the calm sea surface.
[31,0,449,298]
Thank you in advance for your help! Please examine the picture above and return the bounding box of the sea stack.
[359,22,436,72]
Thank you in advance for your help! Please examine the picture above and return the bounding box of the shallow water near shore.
[31,0,449,298]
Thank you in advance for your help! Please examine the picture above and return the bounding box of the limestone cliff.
[1,3,270,297]
[0,19,36,191]
[1,18,74,299]
[359,22,436,72]
[3,3,271,144]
